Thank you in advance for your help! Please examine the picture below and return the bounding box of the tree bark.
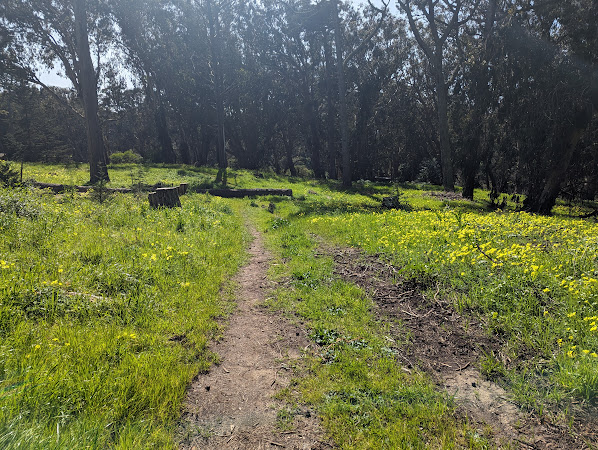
[398,0,460,192]
[155,102,176,163]
[207,0,227,182]
[332,0,351,187]
[306,95,324,178]
[73,0,109,183]
[282,129,297,177]
[524,106,592,214]
[435,62,454,191]
[196,188,292,198]
[462,168,476,200]
[148,187,181,208]
[198,125,211,166]
[324,38,338,180]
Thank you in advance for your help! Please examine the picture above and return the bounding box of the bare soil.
[179,226,331,450]
[326,246,598,449]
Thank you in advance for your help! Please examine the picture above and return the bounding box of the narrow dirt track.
[179,226,331,450]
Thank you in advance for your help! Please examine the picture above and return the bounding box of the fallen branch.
[196,188,292,198]
[33,181,131,194]
[456,362,471,371]
[475,244,495,262]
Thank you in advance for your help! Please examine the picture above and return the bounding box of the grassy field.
[307,207,598,408]
[1,162,597,448]
[0,182,247,448]
[250,206,489,448]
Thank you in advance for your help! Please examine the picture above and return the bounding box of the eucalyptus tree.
[515,0,597,213]
[333,0,389,187]
[1,0,112,182]
[110,0,191,164]
[397,0,479,191]
[0,84,87,162]
[454,0,598,213]
[450,0,498,199]
[236,0,332,177]
[347,11,408,180]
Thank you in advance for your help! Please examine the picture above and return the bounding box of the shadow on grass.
[291,198,382,218]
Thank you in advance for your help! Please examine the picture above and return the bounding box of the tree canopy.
[0,0,596,212]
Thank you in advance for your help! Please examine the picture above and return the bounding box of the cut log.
[148,187,181,208]
[33,181,131,193]
[196,188,292,198]
[32,181,190,196]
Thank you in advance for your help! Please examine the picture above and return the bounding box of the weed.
[276,407,295,431]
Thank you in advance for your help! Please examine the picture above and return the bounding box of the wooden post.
[148,187,182,208]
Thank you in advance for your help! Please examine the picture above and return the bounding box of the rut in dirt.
[326,245,597,450]
[178,225,331,450]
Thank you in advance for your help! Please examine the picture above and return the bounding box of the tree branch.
[343,1,389,67]
[397,0,436,67]
[25,70,84,121]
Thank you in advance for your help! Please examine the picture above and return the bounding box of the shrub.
[0,160,19,186]
[110,150,143,164]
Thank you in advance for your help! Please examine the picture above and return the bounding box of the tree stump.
[148,187,181,208]
[178,183,188,195]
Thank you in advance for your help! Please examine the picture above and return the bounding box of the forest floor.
[178,224,332,449]
[179,224,597,449]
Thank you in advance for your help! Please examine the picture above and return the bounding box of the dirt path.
[179,226,330,450]
[326,246,597,449]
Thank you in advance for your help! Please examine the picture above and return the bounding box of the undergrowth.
[3,163,597,447]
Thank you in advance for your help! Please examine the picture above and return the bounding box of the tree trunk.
[524,109,591,214]
[305,95,324,178]
[73,0,108,183]
[333,0,351,187]
[148,187,181,208]
[179,141,191,165]
[197,125,210,166]
[155,103,176,163]
[207,0,227,182]
[196,188,292,198]
[354,86,375,180]
[435,68,454,191]
[462,169,476,200]
[283,129,297,177]
[324,38,337,179]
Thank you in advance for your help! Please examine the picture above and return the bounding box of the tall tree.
[333,0,388,187]
[519,0,597,213]
[398,0,477,191]
[204,0,228,182]
[1,0,110,182]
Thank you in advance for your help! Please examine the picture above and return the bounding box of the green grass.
[3,162,597,447]
[250,204,490,449]
[305,203,598,413]
[0,187,247,448]
[246,177,596,442]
